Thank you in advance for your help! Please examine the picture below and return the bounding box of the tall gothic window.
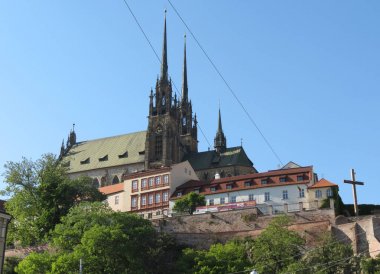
[155,135,163,159]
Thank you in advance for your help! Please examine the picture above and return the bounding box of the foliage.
[3,256,22,274]
[173,192,206,215]
[361,255,380,274]
[15,252,57,274]
[301,234,354,274]
[176,240,251,274]
[249,215,305,273]
[2,154,105,246]
[283,234,355,274]
[17,202,179,274]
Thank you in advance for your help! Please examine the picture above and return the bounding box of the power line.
[121,0,212,148]
[167,0,283,166]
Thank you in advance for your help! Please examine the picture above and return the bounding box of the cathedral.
[60,14,257,187]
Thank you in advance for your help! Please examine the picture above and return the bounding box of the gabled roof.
[183,146,255,171]
[99,182,124,195]
[309,178,338,189]
[62,131,146,173]
[281,161,302,169]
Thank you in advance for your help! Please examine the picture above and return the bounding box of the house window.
[230,196,236,203]
[261,179,268,185]
[299,188,305,198]
[155,193,161,203]
[132,180,138,191]
[220,197,225,204]
[297,175,304,182]
[115,195,119,205]
[141,195,147,206]
[156,210,161,216]
[155,176,161,186]
[210,186,216,192]
[149,177,154,187]
[209,199,214,206]
[264,192,270,201]
[177,192,182,197]
[280,177,287,183]
[226,184,233,190]
[326,188,333,197]
[163,191,169,202]
[282,190,288,200]
[244,181,252,187]
[163,175,169,185]
[148,194,153,205]
[193,188,200,194]
[141,178,147,189]
[148,213,152,219]
[249,194,255,201]
[131,196,137,208]
[315,190,322,198]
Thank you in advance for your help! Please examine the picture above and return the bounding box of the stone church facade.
[60,14,257,187]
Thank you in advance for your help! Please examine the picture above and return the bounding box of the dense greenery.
[2,154,105,246]
[15,202,180,274]
[173,192,206,215]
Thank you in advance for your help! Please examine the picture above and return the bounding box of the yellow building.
[99,161,198,219]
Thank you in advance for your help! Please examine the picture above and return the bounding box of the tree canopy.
[173,192,206,215]
[16,202,180,274]
[2,154,105,246]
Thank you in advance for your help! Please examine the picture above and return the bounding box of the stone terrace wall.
[332,216,380,258]
[156,208,335,249]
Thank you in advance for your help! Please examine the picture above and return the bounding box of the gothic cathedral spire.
[181,34,188,103]
[160,10,168,82]
[214,107,227,153]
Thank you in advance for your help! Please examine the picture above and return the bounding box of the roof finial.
[160,9,168,82]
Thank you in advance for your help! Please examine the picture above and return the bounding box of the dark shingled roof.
[183,146,255,171]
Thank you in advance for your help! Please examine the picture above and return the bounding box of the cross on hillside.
[344,169,365,216]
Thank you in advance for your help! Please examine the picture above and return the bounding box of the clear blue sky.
[0,1,379,204]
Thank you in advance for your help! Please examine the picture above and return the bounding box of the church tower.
[214,108,227,153]
[144,13,198,169]
[144,12,179,169]
[179,35,198,157]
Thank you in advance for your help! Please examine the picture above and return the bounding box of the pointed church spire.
[217,108,223,133]
[214,107,227,153]
[181,34,188,102]
[160,10,168,82]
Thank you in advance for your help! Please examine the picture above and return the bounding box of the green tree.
[284,234,355,274]
[3,256,22,274]
[2,154,105,246]
[17,202,179,274]
[173,192,206,215]
[15,252,57,274]
[361,255,380,274]
[176,241,251,274]
[249,215,305,273]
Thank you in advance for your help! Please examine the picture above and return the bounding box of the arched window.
[155,135,163,159]
[112,175,120,185]
[92,178,100,188]
[100,176,107,187]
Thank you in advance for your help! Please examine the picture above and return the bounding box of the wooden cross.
[344,169,364,216]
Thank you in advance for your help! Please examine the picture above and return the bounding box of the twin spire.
[159,10,188,103]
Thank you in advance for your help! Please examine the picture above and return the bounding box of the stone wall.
[156,207,335,249]
[332,216,380,258]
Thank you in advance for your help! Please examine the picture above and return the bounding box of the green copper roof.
[183,146,254,171]
[63,131,146,173]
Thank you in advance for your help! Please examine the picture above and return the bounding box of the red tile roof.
[99,183,124,195]
[309,178,338,189]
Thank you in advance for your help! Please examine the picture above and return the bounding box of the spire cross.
[344,169,365,216]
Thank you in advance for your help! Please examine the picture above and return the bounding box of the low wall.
[157,207,335,249]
